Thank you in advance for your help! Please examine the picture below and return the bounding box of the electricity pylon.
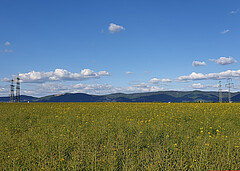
[225,78,233,103]
[219,81,222,103]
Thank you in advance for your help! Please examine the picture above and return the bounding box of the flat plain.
[0,103,239,170]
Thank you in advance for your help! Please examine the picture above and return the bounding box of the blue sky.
[1,0,240,97]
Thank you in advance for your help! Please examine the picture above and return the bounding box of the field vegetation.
[0,103,239,170]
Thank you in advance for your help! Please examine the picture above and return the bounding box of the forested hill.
[1,90,240,102]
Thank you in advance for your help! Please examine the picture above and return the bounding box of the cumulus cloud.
[191,83,218,89]
[210,57,237,65]
[119,83,165,93]
[108,23,125,33]
[191,83,205,89]
[19,81,167,97]
[161,78,172,82]
[7,69,110,83]
[20,83,68,97]
[221,29,230,34]
[73,83,112,90]
[0,87,6,92]
[150,78,172,84]
[25,83,113,96]
[126,72,133,75]
[0,87,9,97]
[150,78,160,84]
[192,61,206,67]
[177,69,240,82]
[4,41,11,46]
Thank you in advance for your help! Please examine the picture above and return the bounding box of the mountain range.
[1,90,240,102]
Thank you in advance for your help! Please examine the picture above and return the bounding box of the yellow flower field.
[0,103,239,170]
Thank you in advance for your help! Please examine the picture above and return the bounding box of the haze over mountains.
[0,91,239,103]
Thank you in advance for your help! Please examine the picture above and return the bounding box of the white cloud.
[97,70,110,76]
[177,72,205,82]
[161,78,172,82]
[0,49,13,53]
[37,83,113,96]
[21,83,70,97]
[73,83,112,90]
[221,29,230,34]
[119,83,165,93]
[7,69,110,83]
[191,83,218,89]
[191,83,205,89]
[177,69,240,81]
[108,23,125,33]
[126,72,133,75]
[230,9,239,14]
[19,82,167,97]
[210,57,237,65]
[150,78,161,84]
[0,87,8,97]
[4,49,12,53]
[0,41,13,53]
[150,78,172,84]
[0,87,6,92]
[20,83,111,97]
[4,41,11,46]
[192,61,206,67]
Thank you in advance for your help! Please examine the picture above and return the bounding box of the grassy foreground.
[0,103,240,170]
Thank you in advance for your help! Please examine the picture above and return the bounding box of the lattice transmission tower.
[10,79,15,102]
[219,81,222,103]
[16,77,20,102]
[225,78,234,103]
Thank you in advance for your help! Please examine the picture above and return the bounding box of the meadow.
[0,102,239,170]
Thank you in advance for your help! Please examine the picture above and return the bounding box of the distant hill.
[1,91,239,103]
[0,95,37,102]
[1,91,237,102]
[36,93,106,102]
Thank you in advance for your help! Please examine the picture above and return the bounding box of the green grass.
[0,103,239,170]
